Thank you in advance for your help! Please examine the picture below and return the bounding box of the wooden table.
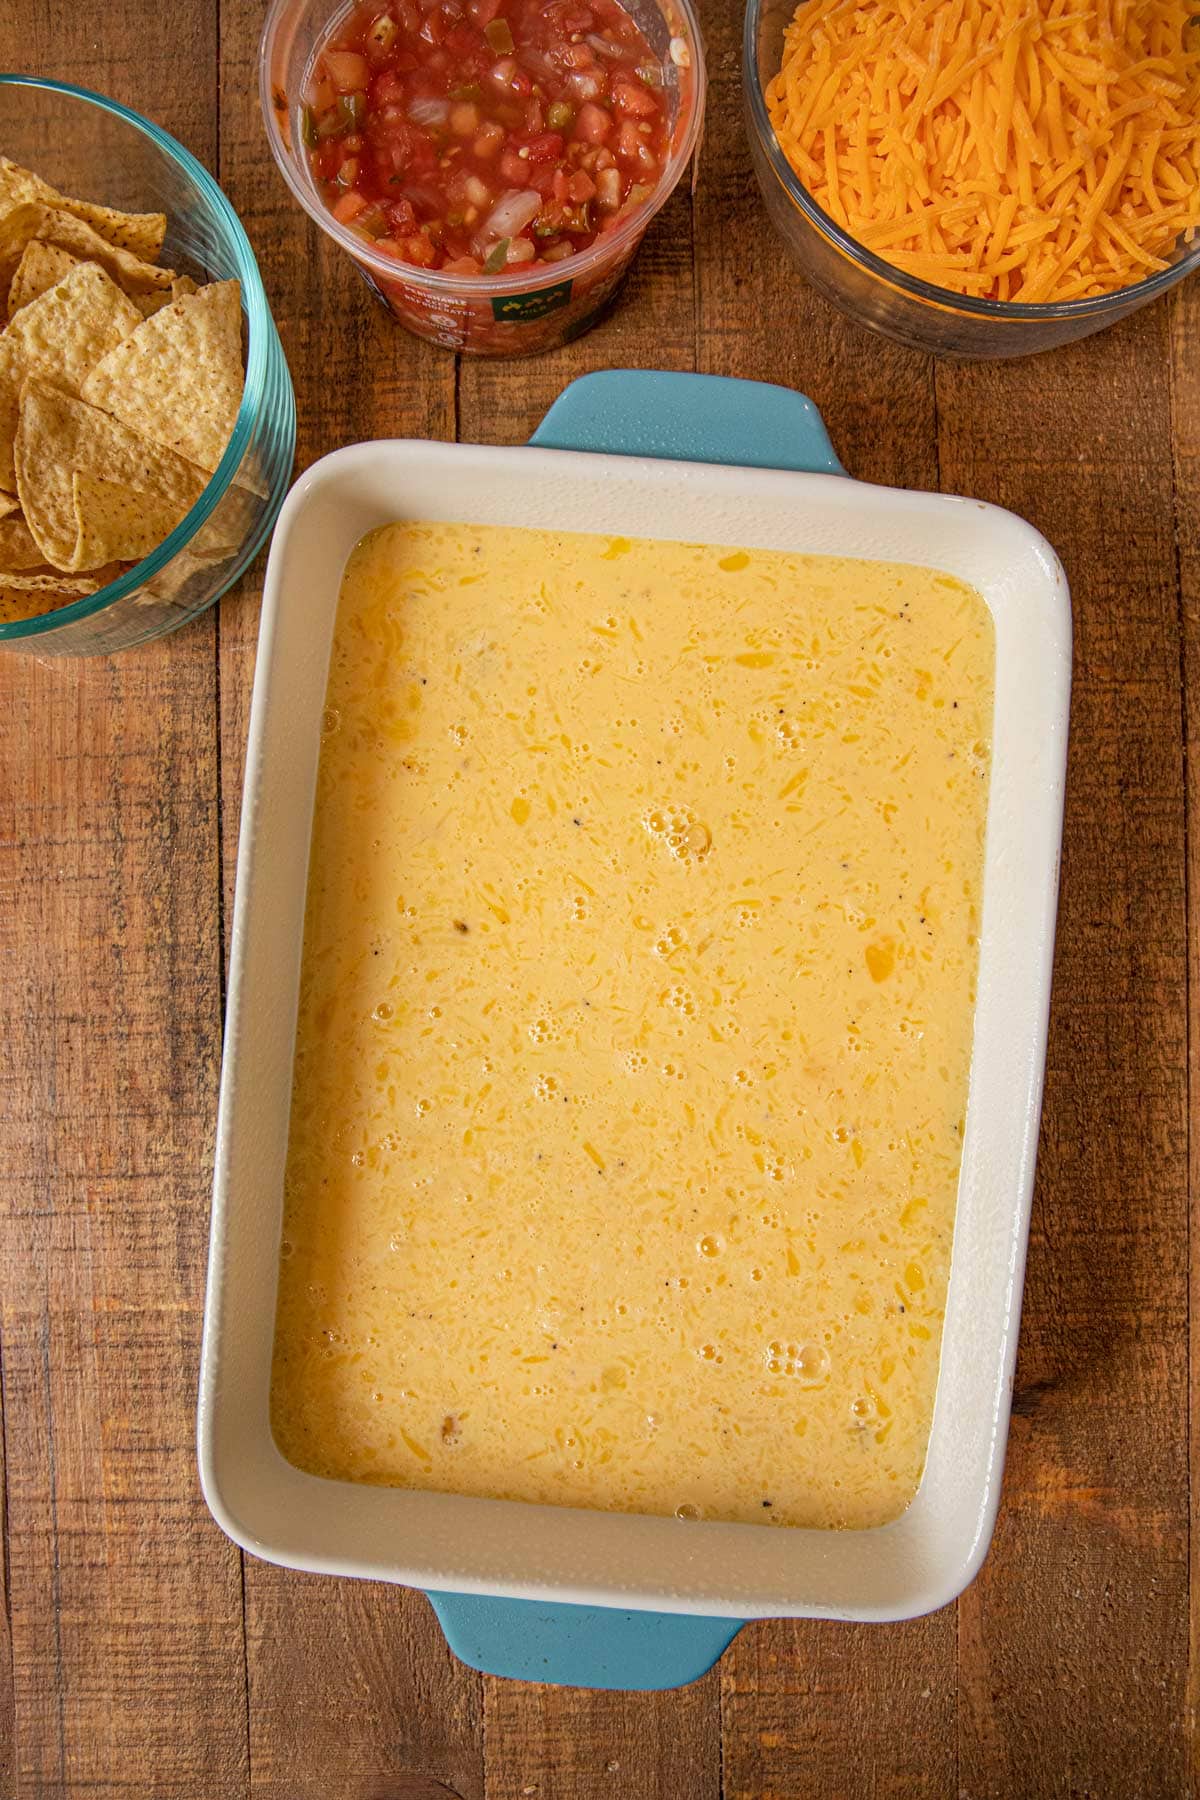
[0,0,1194,1792]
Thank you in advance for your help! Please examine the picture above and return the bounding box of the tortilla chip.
[0,572,103,624]
[0,204,47,293]
[0,492,17,520]
[16,381,207,570]
[72,472,188,569]
[6,260,142,396]
[0,339,20,492]
[1,569,100,594]
[0,202,174,297]
[0,157,166,260]
[0,515,45,569]
[81,279,243,473]
[132,273,202,322]
[8,241,80,317]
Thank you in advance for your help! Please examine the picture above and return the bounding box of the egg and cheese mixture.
[271,521,994,1530]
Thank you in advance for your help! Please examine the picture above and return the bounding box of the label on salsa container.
[302,0,674,280]
[491,277,573,320]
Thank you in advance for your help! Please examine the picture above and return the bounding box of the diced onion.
[669,36,689,67]
[586,33,630,59]
[408,96,450,124]
[479,186,543,242]
[566,69,604,101]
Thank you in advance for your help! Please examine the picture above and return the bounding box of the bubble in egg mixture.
[765,1340,831,1386]
[643,804,713,862]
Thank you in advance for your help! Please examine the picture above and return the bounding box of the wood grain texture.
[483,1670,720,1800]
[1171,275,1200,1794]
[0,646,249,1798]
[937,312,1189,1797]
[0,0,1196,1792]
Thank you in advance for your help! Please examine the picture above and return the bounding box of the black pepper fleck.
[453,919,470,933]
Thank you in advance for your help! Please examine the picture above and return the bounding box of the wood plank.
[936,310,1189,1796]
[213,6,481,1795]
[243,1581,483,1800]
[0,646,249,1799]
[1169,275,1200,1794]
[0,8,250,1797]
[693,9,958,1797]
[722,1619,956,1800]
[483,1670,720,1800]
[0,1295,12,1800]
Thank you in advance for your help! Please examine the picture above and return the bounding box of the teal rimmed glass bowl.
[0,75,296,655]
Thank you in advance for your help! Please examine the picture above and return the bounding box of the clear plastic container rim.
[0,72,282,642]
[741,0,1200,326]
[258,0,707,297]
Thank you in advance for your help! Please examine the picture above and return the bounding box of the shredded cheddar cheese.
[766,0,1200,302]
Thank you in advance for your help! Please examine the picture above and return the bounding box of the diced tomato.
[333,189,371,222]
[467,0,503,22]
[402,231,439,265]
[386,195,419,232]
[574,101,612,143]
[612,79,657,116]
[499,148,530,184]
[616,118,643,160]
[371,68,407,106]
[552,167,570,201]
[567,168,596,201]
[323,49,371,91]
[521,131,565,163]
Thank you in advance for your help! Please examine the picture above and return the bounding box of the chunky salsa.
[303,0,674,277]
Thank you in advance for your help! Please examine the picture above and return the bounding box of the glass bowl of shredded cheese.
[744,0,1200,357]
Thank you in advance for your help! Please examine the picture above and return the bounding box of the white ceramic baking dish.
[199,371,1071,1691]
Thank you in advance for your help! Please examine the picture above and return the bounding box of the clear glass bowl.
[0,75,296,656]
[260,0,705,356]
[743,0,1200,359]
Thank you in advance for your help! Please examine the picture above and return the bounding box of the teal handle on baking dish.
[530,368,846,475]
[427,1591,741,1691]
[428,373,840,1692]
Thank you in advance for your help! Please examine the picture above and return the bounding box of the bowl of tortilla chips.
[0,75,295,654]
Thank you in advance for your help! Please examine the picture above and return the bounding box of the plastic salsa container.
[260,0,705,355]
